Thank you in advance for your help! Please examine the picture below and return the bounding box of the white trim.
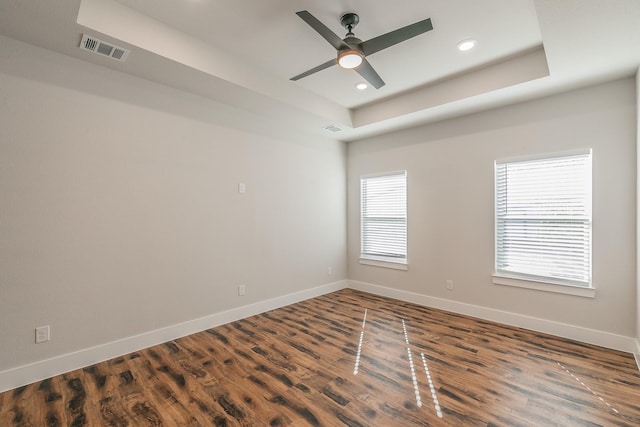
[360,170,407,179]
[359,257,408,270]
[493,274,596,298]
[495,147,593,165]
[635,340,640,371]
[348,280,636,354]
[0,280,348,393]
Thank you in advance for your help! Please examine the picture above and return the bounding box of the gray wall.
[0,37,347,372]
[637,68,640,352]
[1,33,637,379]
[348,78,636,337]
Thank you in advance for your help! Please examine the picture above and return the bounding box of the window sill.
[492,274,595,298]
[359,256,408,271]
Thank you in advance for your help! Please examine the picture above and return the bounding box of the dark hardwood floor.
[1,289,639,426]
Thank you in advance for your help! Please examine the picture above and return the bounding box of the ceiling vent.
[79,34,130,62]
[323,125,342,133]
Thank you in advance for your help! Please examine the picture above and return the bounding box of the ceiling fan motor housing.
[343,36,362,48]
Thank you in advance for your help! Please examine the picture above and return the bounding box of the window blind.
[495,151,592,286]
[361,172,407,261]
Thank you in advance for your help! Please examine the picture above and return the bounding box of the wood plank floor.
[1,289,639,426]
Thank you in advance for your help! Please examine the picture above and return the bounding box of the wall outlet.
[35,325,50,343]
[327,266,332,276]
[238,183,246,193]
[446,280,454,290]
[238,285,246,296]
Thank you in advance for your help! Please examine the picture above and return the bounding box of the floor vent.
[80,34,130,62]
[323,125,342,133]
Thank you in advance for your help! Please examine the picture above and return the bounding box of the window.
[494,150,592,293]
[360,171,407,270]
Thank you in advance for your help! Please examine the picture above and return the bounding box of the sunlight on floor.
[557,362,620,416]
[352,308,444,418]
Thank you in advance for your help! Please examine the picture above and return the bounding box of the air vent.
[79,34,130,62]
[323,125,342,133]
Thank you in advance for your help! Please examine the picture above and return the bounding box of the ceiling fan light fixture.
[338,49,364,69]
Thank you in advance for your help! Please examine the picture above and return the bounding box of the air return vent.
[323,125,342,133]
[80,34,130,62]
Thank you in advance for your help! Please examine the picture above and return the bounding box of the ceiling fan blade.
[355,59,385,89]
[290,58,338,81]
[360,18,433,56]
[296,10,348,51]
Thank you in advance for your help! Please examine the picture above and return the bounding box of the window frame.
[359,170,408,271]
[493,149,594,298]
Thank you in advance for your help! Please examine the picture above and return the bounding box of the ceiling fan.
[290,10,433,89]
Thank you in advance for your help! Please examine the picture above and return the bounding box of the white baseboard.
[0,280,348,393]
[2,278,635,393]
[348,280,637,355]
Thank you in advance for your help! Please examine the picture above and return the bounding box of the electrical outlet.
[238,285,246,296]
[35,325,50,343]
[238,183,246,193]
[327,266,332,276]
[446,280,454,290]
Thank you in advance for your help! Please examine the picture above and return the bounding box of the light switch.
[35,325,50,343]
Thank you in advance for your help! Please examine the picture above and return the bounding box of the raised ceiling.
[0,0,639,141]
[115,0,543,108]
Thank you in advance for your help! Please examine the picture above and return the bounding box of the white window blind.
[495,151,592,287]
[361,171,407,263]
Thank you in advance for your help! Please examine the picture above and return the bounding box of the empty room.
[1,0,639,425]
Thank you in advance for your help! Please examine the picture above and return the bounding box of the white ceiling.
[115,0,543,108]
[0,0,639,141]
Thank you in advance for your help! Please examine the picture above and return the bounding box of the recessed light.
[457,39,476,51]
[356,82,368,90]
